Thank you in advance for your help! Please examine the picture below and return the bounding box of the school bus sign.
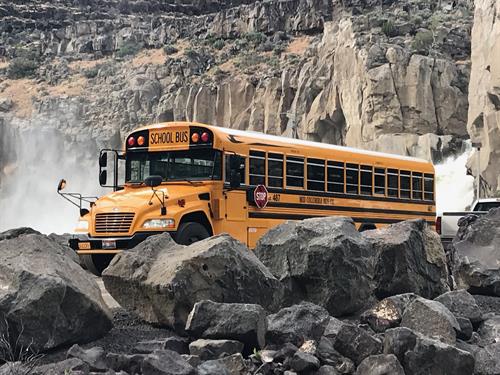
[254,185,269,209]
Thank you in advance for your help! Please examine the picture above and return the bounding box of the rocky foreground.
[0,213,499,375]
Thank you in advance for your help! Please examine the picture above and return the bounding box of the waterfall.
[0,126,103,234]
[435,140,475,215]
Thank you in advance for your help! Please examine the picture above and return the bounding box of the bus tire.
[81,254,115,276]
[175,222,210,245]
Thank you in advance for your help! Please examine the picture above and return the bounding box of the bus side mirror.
[230,171,241,189]
[99,170,107,186]
[99,152,107,168]
[57,179,66,192]
[145,175,163,188]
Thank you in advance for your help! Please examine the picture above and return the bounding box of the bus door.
[223,154,247,243]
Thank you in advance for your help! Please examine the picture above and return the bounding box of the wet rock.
[266,302,330,346]
[103,233,282,331]
[403,337,474,375]
[401,297,460,344]
[451,209,500,296]
[0,233,112,352]
[188,339,244,360]
[67,344,107,371]
[434,289,483,326]
[141,350,195,375]
[363,219,450,299]
[360,293,418,332]
[288,351,320,372]
[355,354,405,375]
[134,337,190,355]
[255,217,374,316]
[333,323,383,366]
[185,300,266,350]
[383,327,418,363]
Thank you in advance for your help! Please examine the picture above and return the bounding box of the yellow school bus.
[59,121,436,274]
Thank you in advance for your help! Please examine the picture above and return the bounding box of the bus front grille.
[95,213,135,233]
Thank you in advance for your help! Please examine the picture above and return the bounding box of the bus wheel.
[81,254,115,276]
[175,222,210,245]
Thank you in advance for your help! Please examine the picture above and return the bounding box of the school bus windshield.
[125,149,222,183]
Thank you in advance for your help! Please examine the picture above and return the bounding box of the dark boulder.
[434,289,483,326]
[451,208,500,296]
[289,351,320,372]
[400,297,460,344]
[254,217,374,316]
[333,323,382,365]
[0,233,112,353]
[355,354,405,375]
[103,233,283,331]
[477,315,500,345]
[266,302,330,346]
[383,327,418,363]
[188,339,244,360]
[362,219,450,299]
[360,293,418,332]
[134,337,190,355]
[141,350,196,375]
[403,337,474,375]
[185,300,266,350]
[317,336,355,374]
[456,316,473,341]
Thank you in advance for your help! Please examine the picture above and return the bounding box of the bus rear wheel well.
[179,211,213,236]
[358,223,377,232]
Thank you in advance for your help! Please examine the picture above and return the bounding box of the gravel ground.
[39,308,175,365]
[474,294,500,315]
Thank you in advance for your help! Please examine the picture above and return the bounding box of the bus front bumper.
[68,231,176,254]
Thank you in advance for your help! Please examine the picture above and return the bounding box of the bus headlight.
[76,220,89,231]
[142,219,175,229]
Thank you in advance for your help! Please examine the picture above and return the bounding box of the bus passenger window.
[268,153,283,188]
[412,172,423,200]
[225,154,245,185]
[346,163,359,194]
[286,156,304,188]
[249,150,265,186]
[360,165,372,195]
[374,168,386,195]
[400,170,411,199]
[307,158,325,191]
[424,173,434,201]
[327,161,344,193]
[388,169,398,197]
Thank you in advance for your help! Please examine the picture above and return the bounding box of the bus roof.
[133,121,432,165]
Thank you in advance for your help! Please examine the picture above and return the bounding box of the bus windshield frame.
[125,149,222,183]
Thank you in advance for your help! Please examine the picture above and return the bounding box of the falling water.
[435,141,475,215]
[0,126,103,234]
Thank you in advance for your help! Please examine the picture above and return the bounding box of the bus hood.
[93,185,206,211]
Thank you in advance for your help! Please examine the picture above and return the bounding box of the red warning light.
[201,132,209,142]
[127,137,136,147]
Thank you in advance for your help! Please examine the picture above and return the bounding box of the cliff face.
[467,0,500,194]
[0,0,474,181]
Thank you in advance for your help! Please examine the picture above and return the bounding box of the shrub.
[83,65,100,79]
[412,30,434,53]
[7,58,39,79]
[273,45,285,56]
[163,44,178,55]
[244,32,266,46]
[116,41,143,58]
[382,20,396,37]
[212,39,225,50]
[184,48,197,59]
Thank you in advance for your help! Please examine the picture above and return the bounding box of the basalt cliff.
[1,0,498,194]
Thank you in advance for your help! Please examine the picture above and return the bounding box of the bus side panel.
[223,190,248,244]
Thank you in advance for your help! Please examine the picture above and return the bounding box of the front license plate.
[102,240,116,250]
[78,242,91,250]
